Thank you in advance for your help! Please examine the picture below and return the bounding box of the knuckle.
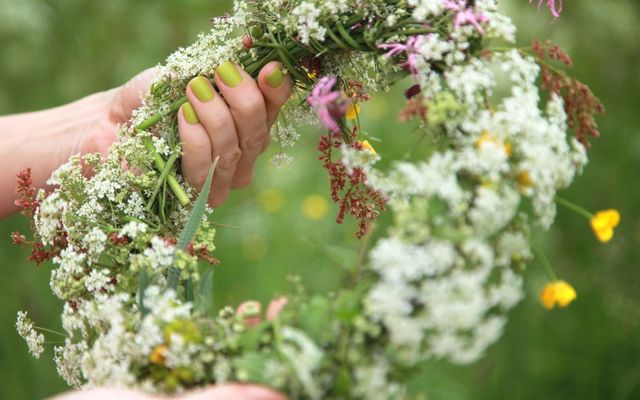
[208,115,232,133]
[218,148,242,170]
[237,96,265,118]
[242,131,268,151]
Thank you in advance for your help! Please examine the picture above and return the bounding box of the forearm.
[0,91,114,218]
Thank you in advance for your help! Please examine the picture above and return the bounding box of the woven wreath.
[14,1,607,398]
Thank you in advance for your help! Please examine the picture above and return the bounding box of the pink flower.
[445,0,489,34]
[531,0,563,18]
[307,76,347,133]
[378,35,426,77]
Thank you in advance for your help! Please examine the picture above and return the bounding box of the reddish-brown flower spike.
[532,40,605,147]
[11,232,27,245]
[15,168,39,217]
[317,129,387,238]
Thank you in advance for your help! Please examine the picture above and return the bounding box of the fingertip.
[259,62,292,94]
[266,297,288,321]
[177,104,213,192]
[236,301,262,328]
[179,101,200,125]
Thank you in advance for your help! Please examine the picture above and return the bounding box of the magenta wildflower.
[531,0,563,18]
[378,35,426,77]
[445,0,489,34]
[307,76,347,133]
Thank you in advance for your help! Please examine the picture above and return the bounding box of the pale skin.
[0,60,292,217]
[0,61,292,399]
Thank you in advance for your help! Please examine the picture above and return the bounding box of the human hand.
[51,385,285,400]
[77,61,292,207]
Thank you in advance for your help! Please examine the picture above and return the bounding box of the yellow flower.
[346,103,361,120]
[590,209,621,243]
[150,344,168,365]
[517,171,534,192]
[360,140,377,155]
[539,280,577,310]
[476,131,512,157]
[504,142,513,157]
[302,195,329,220]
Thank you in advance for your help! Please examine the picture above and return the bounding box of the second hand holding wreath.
[14,1,615,398]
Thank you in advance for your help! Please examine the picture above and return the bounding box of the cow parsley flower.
[16,311,45,359]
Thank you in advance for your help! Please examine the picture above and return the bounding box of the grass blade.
[185,277,194,303]
[167,157,219,291]
[197,267,214,314]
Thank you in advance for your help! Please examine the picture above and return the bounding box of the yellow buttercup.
[539,280,577,310]
[590,209,621,243]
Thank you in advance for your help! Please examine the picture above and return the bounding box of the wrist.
[0,90,116,218]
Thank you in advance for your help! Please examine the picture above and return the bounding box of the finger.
[110,67,159,123]
[266,297,288,322]
[177,102,213,191]
[236,300,262,328]
[215,61,268,189]
[185,76,241,206]
[178,384,287,400]
[257,62,293,127]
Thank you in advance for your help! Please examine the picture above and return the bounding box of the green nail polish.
[217,61,242,88]
[189,76,215,102]
[182,102,199,124]
[266,66,284,88]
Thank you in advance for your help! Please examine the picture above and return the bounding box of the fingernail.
[266,65,284,88]
[181,102,199,124]
[217,61,243,88]
[189,76,215,102]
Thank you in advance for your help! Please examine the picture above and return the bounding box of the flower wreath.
[14,1,615,398]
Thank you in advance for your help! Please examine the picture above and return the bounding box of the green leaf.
[177,157,219,251]
[139,268,150,318]
[167,157,219,291]
[196,267,214,314]
[185,278,194,303]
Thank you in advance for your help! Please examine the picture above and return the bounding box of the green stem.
[141,137,190,207]
[531,236,558,281]
[336,22,363,51]
[34,326,68,337]
[555,196,594,219]
[324,24,349,50]
[146,152,180,210]
[130,13,438,209]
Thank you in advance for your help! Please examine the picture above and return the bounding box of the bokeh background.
[1,1,639,399]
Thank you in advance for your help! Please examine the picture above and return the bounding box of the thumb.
[109,67,159,123]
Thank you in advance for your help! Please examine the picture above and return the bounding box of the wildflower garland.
[14,1,615,398]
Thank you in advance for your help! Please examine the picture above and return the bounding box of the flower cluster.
[16,311,45,359]
[15,1,610,399]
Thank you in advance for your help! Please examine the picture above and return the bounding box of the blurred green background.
[0,1,638,399]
